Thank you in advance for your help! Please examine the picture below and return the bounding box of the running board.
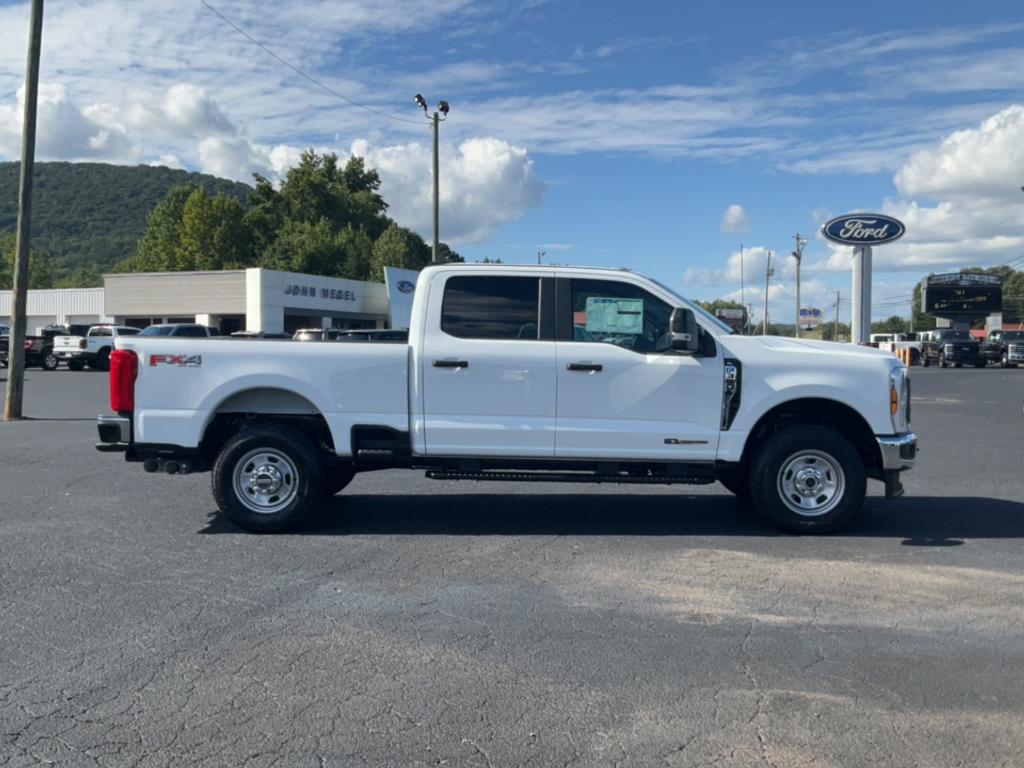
[425,469,715,485]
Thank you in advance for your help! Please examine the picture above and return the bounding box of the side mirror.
[657,308,700,354]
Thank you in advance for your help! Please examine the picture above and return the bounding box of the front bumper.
[877,433,917,471]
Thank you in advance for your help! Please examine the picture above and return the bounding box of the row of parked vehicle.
[870,329,1023,368]
[0,323,410,371]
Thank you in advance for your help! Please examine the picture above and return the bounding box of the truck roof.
[424,262,634,275]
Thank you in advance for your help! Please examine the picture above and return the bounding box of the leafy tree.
[261,218,348,275]
[369,224,430,281]
[0,232,54,289]
[870,315,908,334]
[336,225,374,280]
[821,321,851,342]
[55,265,103,288]
[121,185,195,272]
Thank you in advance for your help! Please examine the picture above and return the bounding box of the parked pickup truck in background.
[981,329,1024,367]
[96,264,917,534]
[1,331,58,370]
[55,325,141,371]
[921,329,985,368]
[873,333,923,365]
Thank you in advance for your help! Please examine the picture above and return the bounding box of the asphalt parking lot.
[2,364,1024,767]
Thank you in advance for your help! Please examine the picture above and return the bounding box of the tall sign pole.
[762,250,773,335]
[739,244,745,334]
[4,0,44,422]
[821,213,905,346]
[791,234,806,338]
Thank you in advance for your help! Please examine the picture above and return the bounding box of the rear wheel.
[750,425,866,534]
[212,424,323,532]
[41,349,58,371]
[95,348,111,371]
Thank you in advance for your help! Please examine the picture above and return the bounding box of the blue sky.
[1,0,1023,321]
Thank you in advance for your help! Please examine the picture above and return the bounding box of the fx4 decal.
[149,354,203,368]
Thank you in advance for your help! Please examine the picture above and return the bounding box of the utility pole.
[834,290,841,341]
[762,250,774,335]
[414,94,449,263]
[537,249,546,265]
[4,0,44,422]
[739,244,745,335]
[791,234,806,338]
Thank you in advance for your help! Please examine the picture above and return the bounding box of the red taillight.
[110,349,138,413]
[24,339,34,350]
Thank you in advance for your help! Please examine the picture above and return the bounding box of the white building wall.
[0,287,110,333]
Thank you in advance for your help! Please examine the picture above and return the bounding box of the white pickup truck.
[55,325,141,371]
[96,264,916,534]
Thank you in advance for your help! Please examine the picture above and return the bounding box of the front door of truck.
[554,277,722,461]
[421,274,557,457]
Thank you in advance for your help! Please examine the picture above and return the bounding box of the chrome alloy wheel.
[777,449,845,517]
[233,448,300,514]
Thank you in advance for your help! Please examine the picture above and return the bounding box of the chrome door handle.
[433,359,469,369]
[567,362,603,372]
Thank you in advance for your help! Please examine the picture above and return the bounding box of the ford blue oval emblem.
[396,280,415,294]
[821,213,905,246]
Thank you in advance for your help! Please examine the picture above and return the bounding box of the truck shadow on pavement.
[201,494,1024,543]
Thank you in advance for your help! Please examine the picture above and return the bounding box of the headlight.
[889,366,910,433]
[944,343,955,352]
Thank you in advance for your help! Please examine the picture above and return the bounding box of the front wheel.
[750,426,866,534]
[68,359,84,371]
[95,348,111,371]
[212,424,324,532]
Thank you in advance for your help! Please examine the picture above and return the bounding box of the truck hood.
[721,334,896,362]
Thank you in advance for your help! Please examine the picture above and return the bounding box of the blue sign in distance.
[821,213,905,246]
[396,280,416,294]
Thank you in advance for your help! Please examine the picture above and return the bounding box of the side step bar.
[425,469,715,485]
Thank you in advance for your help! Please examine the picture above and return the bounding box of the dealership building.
[1,268,398,334]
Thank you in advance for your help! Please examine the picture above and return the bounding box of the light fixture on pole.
[537,249,546,265]
[791,234,806,338]
[414,94,449,263]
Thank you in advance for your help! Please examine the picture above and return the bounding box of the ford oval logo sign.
[822,213,905,246]
[396,280,415,294]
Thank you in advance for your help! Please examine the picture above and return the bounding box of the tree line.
[116,150,459,282]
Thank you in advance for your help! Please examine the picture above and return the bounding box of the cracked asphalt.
[2,365,1024,767]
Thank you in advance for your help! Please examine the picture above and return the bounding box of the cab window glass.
[442,276,539,340]
[569,279,671,352]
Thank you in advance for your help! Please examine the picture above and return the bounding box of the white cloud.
[351,137,545,243]
[720,204,750,234]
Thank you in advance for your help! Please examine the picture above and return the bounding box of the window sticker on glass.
[585,297,644,335]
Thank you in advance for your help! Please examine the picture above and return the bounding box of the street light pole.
[791,234,806,338]
[763,250,774,335]
[414,94,449,263]
[4,0,44,422]
[537,250,546,265]
[739,243,745,334]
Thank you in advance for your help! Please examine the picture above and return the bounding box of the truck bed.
[116,337,410,454]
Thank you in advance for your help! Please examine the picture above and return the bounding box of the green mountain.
[0,161,252,284]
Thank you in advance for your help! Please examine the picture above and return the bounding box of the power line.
[199,0,426,126]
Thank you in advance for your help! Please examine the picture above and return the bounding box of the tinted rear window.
[441,276,539,340]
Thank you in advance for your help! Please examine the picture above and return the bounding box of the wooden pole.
[4,0,44,421]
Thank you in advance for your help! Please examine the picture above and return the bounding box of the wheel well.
[741,398,882,477]
[199,388,334,465]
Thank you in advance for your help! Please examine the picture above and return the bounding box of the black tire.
[95,348,111,372]
[938,353,947,368]
[212,424,324,532]
[908,348,920,366]
[41,349,58,371]
[749,425,866,534]
[716,465,751,500]
[922,355,930,367]
[68,360,84,371]
[322,465,356,498]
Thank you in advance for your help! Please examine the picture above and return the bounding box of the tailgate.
[54,336,83,353]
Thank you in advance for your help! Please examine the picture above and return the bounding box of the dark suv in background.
[921,329,985,368]
[981,329,1024,367]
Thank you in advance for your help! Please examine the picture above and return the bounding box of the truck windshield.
[138,326,175,336]
[648,279,735,334]
[939,331,972,340]
[1003,331,1024,340]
